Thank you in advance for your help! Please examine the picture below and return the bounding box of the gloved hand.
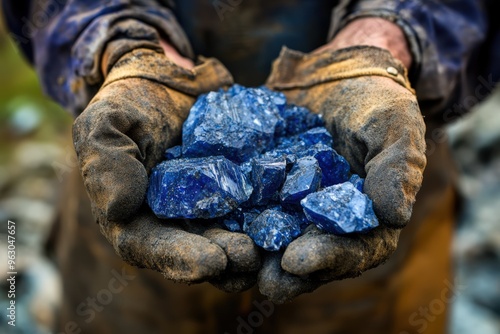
[261,46,427,303]
[73,39,260,291]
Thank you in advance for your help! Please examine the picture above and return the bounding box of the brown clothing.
[56,124,457,334]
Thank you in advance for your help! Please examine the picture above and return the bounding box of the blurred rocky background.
[0,9,71,334]
[0,5,499,333]
[448,89,500,333]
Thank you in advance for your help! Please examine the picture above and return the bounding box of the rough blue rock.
[301,182,379,234]
[164,145,182,160]
[275,105,324,136]
[245,209,301,251]
[147,156,253,219]
[280,157,322,204]
[248,157,287,206]
[349,174,365,192]
[298,144,350,187]
[220,208,244,232]
[299,127,333,147]
[148,85,379,250]
[182,87,283,163]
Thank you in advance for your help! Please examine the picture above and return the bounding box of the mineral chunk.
[182,87,283,163]
[349,174,365,192]
[147,156,253,219]
[298,144,350,187]
[301,182,379,234]
[280,157,322,204]
[245,209,301,251]
[148,85,380,251]
[248,157,287,206]
[298,127,333,147]
[164,145,182,160]
[276,105,324,136]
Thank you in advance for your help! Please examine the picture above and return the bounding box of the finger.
[209,273,257,293]
[258,252,319,304]
[203,228,261,273]
[281,226,400,279]
[103,208,228,283]
[360,85,427,228]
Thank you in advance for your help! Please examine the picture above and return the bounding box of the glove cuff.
[266,46,414,94]
[103,46,234,96]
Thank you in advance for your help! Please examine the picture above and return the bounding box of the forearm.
[3,0,193,115]
[331,0,493,119]
[317,18,412,70]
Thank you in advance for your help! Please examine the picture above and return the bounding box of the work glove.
[260,46,427,303]
[72,39,260,291]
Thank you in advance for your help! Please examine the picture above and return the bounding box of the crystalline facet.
[147,156,253,219]
[245,209,301,251]
[349,174,365,192]
[298,144,350,187]
[301,182,379,234]
[182,88,283,163]
[280,157,322,204]
[247,157,287,206]
[164,145,182,160]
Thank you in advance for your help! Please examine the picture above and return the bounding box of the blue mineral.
[275,105,324,137]
[245,209,301,251]
[164,145,182,160]
[182,87,283,163]
[298,127,333,147]
[247,157,287,206]
[275,127,333,148]
[301,182,379,234]
[147,156,253,219]
[220,208,244,232]
[298,144,350,187]
[280,157,322,204]
[349,174,365,192]
[242,208,262,232]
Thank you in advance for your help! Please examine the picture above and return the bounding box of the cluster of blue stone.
[147,85,379,251]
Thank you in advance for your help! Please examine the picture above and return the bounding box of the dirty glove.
[260,46,427,303]
[73,40,260,290]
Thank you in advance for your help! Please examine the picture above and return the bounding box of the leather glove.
[72,40,260,291]
[260,46,427,303]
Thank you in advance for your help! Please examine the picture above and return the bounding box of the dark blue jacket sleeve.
[331,0,499,122]
[2,0,192,115]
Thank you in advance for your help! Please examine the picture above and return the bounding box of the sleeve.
[2,0,193,115]
[330,0,497,122]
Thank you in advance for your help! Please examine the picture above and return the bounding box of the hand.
[262,44,426,303]
[73,39,260,290]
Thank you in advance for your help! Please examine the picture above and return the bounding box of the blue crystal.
[245,209,301,251]
[280,157,322,204]
[147,156,253,219]
[275,105,324,137]
[301,182,379,234]
[297,144,350,187]
[182,88,282,163]
[148,85,379,249]
[349,174,365,192]
[164,145,182,160]
[242,209,261,232]
[220,208,244,232]
[248,157,287,206]
[298,127,333,146]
